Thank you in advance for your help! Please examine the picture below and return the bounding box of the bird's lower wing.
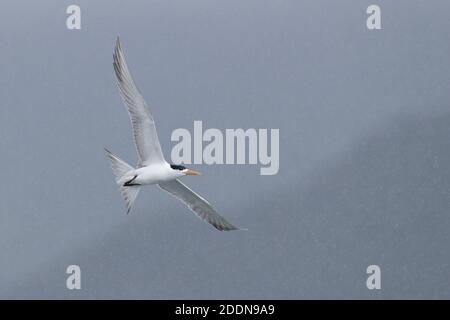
[158,180,241,231]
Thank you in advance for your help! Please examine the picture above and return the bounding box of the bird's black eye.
[170,164,186,171]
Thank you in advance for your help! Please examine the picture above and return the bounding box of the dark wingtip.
[113,37,121,65]
[104,148,114,159]
[213,223,244,232]
[226,223,247,231]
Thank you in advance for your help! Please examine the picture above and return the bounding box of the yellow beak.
[185,169,201,176]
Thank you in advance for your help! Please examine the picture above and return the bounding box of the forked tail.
[104,148,140,214]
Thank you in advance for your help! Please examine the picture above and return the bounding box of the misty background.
[0,0,449,298]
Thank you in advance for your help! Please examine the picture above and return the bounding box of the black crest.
[170,164,186,171]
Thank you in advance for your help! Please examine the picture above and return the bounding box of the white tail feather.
[104,148,140,214]
[104,148,134,183]
[120,186,140,214]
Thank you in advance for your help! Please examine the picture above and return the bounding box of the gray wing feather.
[159,180,241,231]
[113,38,165,166]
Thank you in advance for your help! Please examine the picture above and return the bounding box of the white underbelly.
[133,165,177,185]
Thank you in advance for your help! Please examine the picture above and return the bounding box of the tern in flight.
[105,38,242,231]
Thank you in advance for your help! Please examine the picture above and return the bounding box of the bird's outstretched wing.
[158,180,242,231]
[113,38,165,166]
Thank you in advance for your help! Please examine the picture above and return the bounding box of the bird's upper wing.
[113,38,165,166]
[158,179,241,231]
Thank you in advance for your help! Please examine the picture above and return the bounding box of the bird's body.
[105,38,243,231]
[118,163,181,186]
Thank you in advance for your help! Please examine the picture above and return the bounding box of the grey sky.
[0,0,449,298]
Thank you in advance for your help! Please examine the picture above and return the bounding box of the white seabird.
[105,38,242,231]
